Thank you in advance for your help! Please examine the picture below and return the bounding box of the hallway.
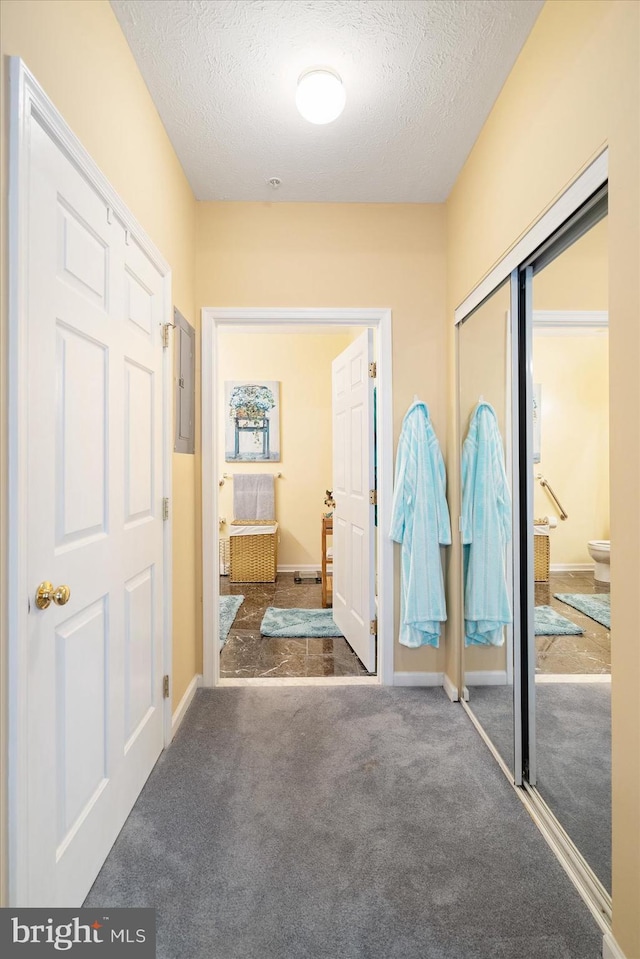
[85,687,600,958]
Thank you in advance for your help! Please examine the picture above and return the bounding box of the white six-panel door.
[25,118,166,905]
[332,330,376,672]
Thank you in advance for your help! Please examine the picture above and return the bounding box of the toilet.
[588,540,610,583]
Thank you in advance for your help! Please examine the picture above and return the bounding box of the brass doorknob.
[35,582,71,610]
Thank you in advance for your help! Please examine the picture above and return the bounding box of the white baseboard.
[443,673,459,702]
[603,931,628,959]
[550,563,594,572]
[171,673,202,737]
[464,670,508,686]
[393,671,444,687]
[219,675,379,687]
[536,673,611,684]
[277,564,320,573]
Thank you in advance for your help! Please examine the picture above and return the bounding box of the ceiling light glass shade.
[296,69,346,124]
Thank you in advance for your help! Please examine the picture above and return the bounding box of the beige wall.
[534,217,608,311]
[458,279,511,675]
[0,0,198,903]
[533,333,609,565]
[197,201,448,674]
[532,217,610,567]
[445,1,640,952]
[217,331,354,567]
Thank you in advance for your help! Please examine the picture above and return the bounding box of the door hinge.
[162,323,172,348]
[369,489,377,506]
[370,619,378,636]
[369,362,377,379]
[162,497,170,521]
[163,675,170,699]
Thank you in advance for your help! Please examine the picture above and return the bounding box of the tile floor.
[219,573,372,678]
[535,570,610,674]
[220,570,608,678]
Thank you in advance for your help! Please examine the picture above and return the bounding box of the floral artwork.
[225,381,280,461]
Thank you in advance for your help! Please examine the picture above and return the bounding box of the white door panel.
[332,330,376,672]
[55,599,109,842]
[24,118,165,905]
[56,325,108,547]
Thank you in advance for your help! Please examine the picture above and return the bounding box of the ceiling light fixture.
[296,68,346,125]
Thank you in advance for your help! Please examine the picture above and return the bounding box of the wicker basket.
[229,520,278,583]
[533,531,550,583]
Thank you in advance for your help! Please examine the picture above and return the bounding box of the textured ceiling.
[110,0,543,203]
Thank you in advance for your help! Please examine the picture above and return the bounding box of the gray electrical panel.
[173,307,195,454]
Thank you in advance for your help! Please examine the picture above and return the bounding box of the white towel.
[233,474,275,520]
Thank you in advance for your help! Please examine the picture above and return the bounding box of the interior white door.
[25,118,165,905]
[332,330,376,672]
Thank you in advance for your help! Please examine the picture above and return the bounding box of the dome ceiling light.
[296,68,346,125]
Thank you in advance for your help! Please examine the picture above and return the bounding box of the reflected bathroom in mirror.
[530,213,611,892]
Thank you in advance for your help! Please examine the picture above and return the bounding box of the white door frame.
[7,58,174,905]
[201,307,394,688]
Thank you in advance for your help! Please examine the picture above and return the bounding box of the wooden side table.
[321,516,333,608]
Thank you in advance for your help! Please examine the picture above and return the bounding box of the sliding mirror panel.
[458,277,517,777]
[527,209,611,892]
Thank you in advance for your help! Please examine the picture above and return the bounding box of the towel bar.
[219,471,282,487]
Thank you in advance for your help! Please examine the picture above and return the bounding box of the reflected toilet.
[587,539,610,584]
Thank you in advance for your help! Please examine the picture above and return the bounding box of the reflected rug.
[534,605,583,636]
[219,595,244,648]
[554,593,611,629]
[260,607,344,638]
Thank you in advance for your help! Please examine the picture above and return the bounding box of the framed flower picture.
[225,381,281,462]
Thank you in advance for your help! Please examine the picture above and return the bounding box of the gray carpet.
[467,683,611,891]
[85,688,601,959]
[535,683,611,891]
[466,685,515,775]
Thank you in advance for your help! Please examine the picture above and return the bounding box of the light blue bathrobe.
[390,401,451,647]
[462,402,512,646]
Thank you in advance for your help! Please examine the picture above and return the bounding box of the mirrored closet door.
[519,190,611,894]
[456,184,611,905]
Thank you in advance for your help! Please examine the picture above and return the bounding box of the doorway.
[201,309,394,688]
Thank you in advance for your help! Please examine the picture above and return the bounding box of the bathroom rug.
[220,594,245,647]
[260,607,344,638]
[534,605,583,636]
[554,593,610,630]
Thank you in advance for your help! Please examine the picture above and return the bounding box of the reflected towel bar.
[536,474,568,520]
